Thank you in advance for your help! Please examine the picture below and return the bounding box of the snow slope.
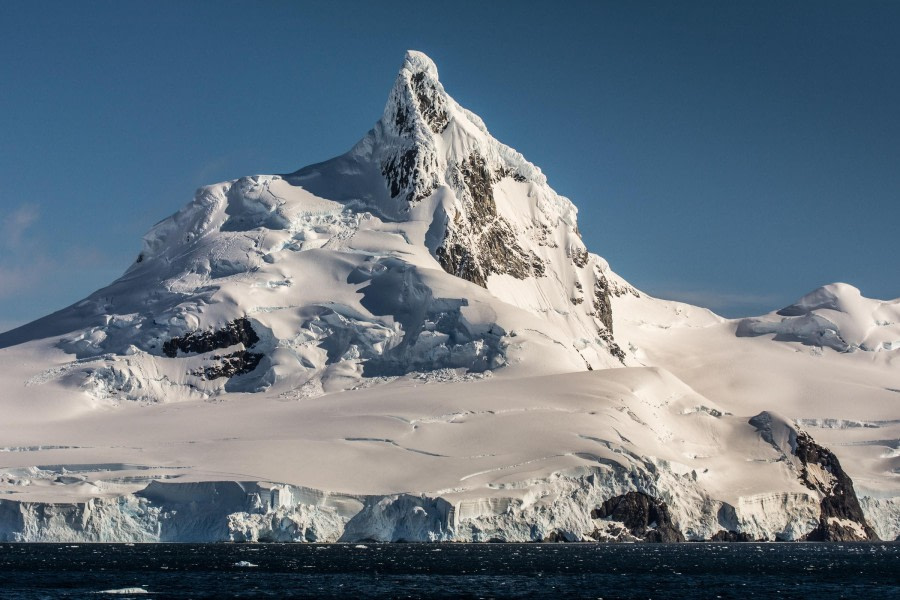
[0,362,862,542]
[0,51,897,542]
[611,282,900,538]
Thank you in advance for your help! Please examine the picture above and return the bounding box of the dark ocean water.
[0,542,897,599]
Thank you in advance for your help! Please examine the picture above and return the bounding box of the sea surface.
[0,542,897,599]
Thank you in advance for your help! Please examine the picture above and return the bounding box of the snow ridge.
[737,283,900,352]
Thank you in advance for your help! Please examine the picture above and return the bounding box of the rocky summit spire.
[371,51,624,363]
[382,50,450,140]
[375,51,450,211]
[382,50,450,141]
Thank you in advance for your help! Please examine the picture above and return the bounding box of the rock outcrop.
[162,317,259,358]
[749,411,879,541]
[708,529,755,542]
[590,491,685,543]
[793,430,879,541]
[163,317,264,381]
[436,152,544,288]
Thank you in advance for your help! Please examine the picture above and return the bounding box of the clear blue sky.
[1,1,898,331]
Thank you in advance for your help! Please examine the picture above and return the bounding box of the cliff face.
[590,491,685,543]
[0,470,849,543]
[435,152,544,288]
[750,412,879,541]
[793,430,879,541]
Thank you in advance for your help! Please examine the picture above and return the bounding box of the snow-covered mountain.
[0,51,897,543]
[0,51,622,403]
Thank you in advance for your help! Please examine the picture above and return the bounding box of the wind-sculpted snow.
[737,283,900,352]
[288,50,623,368]
[0,168,600,402]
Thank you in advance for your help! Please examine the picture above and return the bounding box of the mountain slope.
[610,282,899,539]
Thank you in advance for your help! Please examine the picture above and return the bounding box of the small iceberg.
[233,561,258,568]
[97,588,149,595]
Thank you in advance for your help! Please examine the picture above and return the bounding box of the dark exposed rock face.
[590,274,624,362]
[570,247,589,268]
[410,71,449,134]
[381,147,439,207]
[437,152,544,288]
[543,530,577,543]
[592,276,614,334]
[793,430,879,541]
[162,318,259,358]
[379,59,447,208]
[749,412,879,542]
[164,318,263,380]
[709,530,755,542]
[608,277,641,299]
[598,329,626,363]
[382,149,416,199]
[591,491,685,543]
[191,351,264,380]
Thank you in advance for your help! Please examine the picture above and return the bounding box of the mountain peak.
[401,50,439,79]
[777,282,862,316]
[382,50,450,140]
